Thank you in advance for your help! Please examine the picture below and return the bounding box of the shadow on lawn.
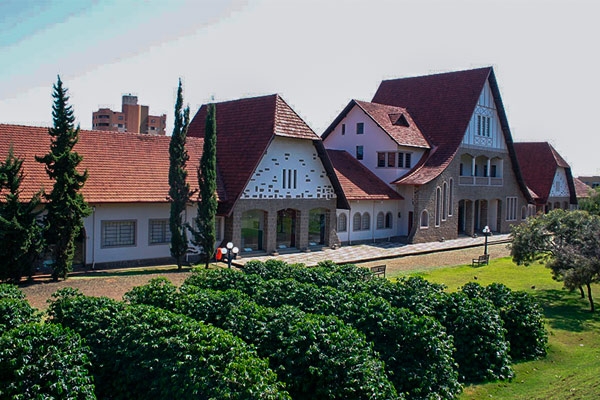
[533,289,600,332]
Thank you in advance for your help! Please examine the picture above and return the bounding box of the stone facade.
[225,198,339,255]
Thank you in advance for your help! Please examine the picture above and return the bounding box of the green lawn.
[401,258,600,400]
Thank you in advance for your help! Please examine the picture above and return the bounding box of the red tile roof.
[322,99,430,149]
[573,177,592,198]
[188,94,323,215]
[326,149,403,201]
[514,142,576,204]
[372,67,491,184]
[0,124,204,204]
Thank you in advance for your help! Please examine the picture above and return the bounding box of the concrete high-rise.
[92,94,166,135]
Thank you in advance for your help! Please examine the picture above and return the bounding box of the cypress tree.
[0,147,44,282]
[168,79,191,269]
[36,76,91,280]
[190,103,218,268]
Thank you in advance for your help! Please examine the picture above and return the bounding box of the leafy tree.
[168,79,192,269]
[0,147,44,282]
[36,76,91,280]
[189,103,218,268]
[511,209,600,311]
[578,186,600,215]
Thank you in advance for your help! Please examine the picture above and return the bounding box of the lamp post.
[221,242,239,269]
[482,225,491,255]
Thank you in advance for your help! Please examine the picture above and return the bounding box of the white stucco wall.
[337,200,399,243]
[323,105,426,185]
[549,167,570,197]
[83,203,223,266]
[462,80,508,151]
[242,136,336,200]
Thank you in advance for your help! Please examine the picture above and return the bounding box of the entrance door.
[277,209,297,249]
[309,208,326,246]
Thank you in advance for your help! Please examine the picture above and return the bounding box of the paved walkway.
[235,234,511,267]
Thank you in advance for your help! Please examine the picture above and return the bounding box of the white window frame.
[101,220,136,248]
[149,219,171,245]
[506,197,518,221]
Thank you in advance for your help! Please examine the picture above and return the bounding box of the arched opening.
[361,212,371,231]
[309,208,327,246]
[242,209,266,252]
[376,212,385,229]
[277,208,297,249]
[353,212,361,231]
[337,213,347,232]
[420,210,429,228]
[385,212,393,229]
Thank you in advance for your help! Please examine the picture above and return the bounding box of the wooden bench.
[370,264,387,278]
[472,254,489,267]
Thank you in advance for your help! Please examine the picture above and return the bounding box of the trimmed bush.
[0,323,95,399]
[461,282,548,361]
[47,289,290,400]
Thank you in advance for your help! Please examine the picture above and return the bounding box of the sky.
[1,0,599,177]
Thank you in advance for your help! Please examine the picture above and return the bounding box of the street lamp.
[221,242,239,269]
[482,225,491,255]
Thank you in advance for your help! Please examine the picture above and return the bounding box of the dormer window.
[389,113,409,127]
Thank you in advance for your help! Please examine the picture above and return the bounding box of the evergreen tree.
[36,76,91,281]
[0,147,44,282]
[190,103,218,268]
[168,79,191,269]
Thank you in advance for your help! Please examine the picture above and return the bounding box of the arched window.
[353,213,361,231]
[448,179,454,216]
[338,213,347,232]
[435,187,442,227]
[376,212,384,229]
[385,212,393,229]
[362,212,370,231]
[420,210,429,228]
[442,182,448,221]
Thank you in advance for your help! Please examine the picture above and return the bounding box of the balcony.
[458,176,503,186]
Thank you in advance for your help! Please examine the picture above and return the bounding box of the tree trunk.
[579,286,585,299]
[586,283,595,312]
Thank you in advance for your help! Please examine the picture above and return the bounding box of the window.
[448,179,454,216]
[491,165,497,178]
[377,152,386,167]
[282,169,297,189]
[398,153,404,168]
[385,212,393,229]
[118,115,124,120]
[102,220,136,248]
[361,212,370,230]
[435,187,442,226]
[356,146,364,160]
[376,212,384,229]
[387,152,395,167]
[215,217,223,241]
[521,206,528,220]
[338,213,347,232]
[98,114,110,119]
[420,210,429,228]
[506,197,518,221]
[477,115,491,137]
[405,153,412,168]
[353,213,361,231]
[442,182,448,221]
[341,124,346,135]
[149,219,171,245]
[356,122,364,134]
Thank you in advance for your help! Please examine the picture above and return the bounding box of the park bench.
[472,254,489,267]
[370,264,387,278]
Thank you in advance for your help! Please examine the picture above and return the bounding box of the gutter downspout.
[91,206,96,270]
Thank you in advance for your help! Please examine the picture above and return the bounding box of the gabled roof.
[321,99,430,149]
[0,124,204,203]
[514,142,577,204]
[187,94,328,215]
[326,149,403,201]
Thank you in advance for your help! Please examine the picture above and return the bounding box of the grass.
[401,257,600,400]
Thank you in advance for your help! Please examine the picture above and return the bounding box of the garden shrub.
[0,283,27,300]
[461,282,548,361]
[435,292,513,383]
[0,297,40,334]
[123,276,178,309]
[47,289,290,400]
[0,323,96,399]
[225,303,401,400]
